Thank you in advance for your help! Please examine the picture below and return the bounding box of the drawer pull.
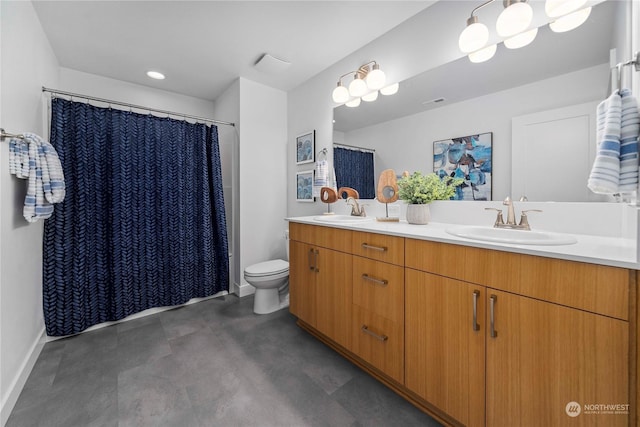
[361,274,388,286]
[361,325,388,342]
[472,290,480,332]
[314,249,319,273]
[308,248,314,271]
[361,243,387,252]
[490,294,498,338]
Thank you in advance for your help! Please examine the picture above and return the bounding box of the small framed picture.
[296,130,315,165]
[296,170,315,202]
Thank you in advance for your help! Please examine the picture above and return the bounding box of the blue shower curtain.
[43,98,229,336]
[334,146,375,199]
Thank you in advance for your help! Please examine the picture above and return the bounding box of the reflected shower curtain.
[334,146,375,199]
[43,98,229,336]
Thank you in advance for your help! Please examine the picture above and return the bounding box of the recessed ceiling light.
[146,71,165,80]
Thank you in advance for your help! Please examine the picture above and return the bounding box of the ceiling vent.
[254,54,291,74]
[422,97,446,105]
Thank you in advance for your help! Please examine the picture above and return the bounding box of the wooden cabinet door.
[405,269,485,427]
[315,248,352,350]
[288,240,316,327]
[486,289,629,427]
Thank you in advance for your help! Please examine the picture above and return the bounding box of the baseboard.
[233,282,255,298]
[0,327,46,427]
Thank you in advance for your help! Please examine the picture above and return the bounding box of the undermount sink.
[445,226,577,246]
[313,215,374,224]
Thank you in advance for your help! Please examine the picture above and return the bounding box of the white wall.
[213,79,240,291]
[0,2,60,424]
[237,78,287,296]
[342,64,608,201]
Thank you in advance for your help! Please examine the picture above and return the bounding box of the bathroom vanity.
[287,217,637,427]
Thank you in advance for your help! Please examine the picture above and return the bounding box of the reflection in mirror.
[333,0,628,202]
[333,144,376,199]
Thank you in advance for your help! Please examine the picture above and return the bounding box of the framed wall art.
[433,132,493,201]
[296,170,315,202]
[296,130,315,165]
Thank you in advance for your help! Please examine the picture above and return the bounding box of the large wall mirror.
[333,0,631,202]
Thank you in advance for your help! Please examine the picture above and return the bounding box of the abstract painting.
[433,132,492,201]
[296,170,315,202]
[296,130,315,165]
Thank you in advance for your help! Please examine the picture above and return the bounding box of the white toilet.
[243,231,290,314]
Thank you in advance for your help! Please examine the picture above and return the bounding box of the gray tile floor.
[7,295,442,427]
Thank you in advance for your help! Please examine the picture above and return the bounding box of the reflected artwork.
[433,132,492,201]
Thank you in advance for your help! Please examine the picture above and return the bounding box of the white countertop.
[287,216,639,270]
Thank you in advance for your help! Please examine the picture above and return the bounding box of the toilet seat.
[244,259,289,278]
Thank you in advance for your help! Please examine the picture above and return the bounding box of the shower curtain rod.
[333,142,375,153]
[42,86,235,127]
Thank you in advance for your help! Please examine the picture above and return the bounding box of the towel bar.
[0,128,25,140]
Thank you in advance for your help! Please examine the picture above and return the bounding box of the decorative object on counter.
[398,171,463,225]
[320,186,338,215]
[376,169,400,222]
[433,132,492,201]
[296,130,315,165]
[296,170,315,202]
[337,186,359,199]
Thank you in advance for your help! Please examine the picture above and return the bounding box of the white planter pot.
[406,203,431,225]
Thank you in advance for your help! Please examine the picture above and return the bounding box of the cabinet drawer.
[289,222,352,253]
[405,238,630,320]
[353,257,404,323]
[352,305,404,384]
[352,231,404,265]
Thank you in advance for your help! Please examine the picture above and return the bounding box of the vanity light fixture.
[504,27,538,49]
[549,6,591,33]
[468,44,498,63]
[545,0,587,18]
[496,0,533,38]
[332,61,396,106]
[146,70,165,80]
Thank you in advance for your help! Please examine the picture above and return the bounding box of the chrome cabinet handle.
[361,274,388,286]
[490,294,498,338]
[361,243,387,252]
[308,248,314,271]
[361,325,388,342]
[314,249,319,273]
[472,290,480,332]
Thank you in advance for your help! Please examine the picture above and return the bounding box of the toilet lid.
[245,259,289,277]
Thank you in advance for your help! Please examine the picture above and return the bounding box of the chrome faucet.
[346,197,366,217]
[484,196,541,230]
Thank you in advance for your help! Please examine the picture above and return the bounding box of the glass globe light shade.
[365,66,386,90]
[458,19,489,53]
[504,27,538,49]
[380,82,399,96]
[549,7,591,32]
[348,76,368,97]
[545,0,587,18]
[345,98,361,108]
[468,44,497,63]
[362,91,379,102]
[332,84,350,103]
[496,2,533,38]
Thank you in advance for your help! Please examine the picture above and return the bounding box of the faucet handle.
[485,207,505,227]
[503,196,512,205]
[519,209,542,229]
[519,196,528,202]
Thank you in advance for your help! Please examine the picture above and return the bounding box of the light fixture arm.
[469,0,496,20]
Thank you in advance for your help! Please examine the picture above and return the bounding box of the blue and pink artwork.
[433,132,492,201]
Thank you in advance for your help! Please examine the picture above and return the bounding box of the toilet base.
[253,288,290,314]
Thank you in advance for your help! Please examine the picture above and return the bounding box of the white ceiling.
[32,1,434,101]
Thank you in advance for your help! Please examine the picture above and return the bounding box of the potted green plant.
[397,171,463,224]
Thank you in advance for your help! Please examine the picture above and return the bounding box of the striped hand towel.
[313,159,329,198]
[618,89,640,192]
[588,92,622,194]
[8,133,65,222]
